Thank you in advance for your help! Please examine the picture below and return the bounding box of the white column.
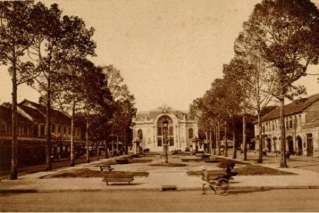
[153,125,156,149]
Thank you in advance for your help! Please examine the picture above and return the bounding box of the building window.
[157,137,162,147]
[33,126,38,137]
[188,128,194,139]
[23,126,27,136]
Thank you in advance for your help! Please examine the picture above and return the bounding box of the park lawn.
[187,164,295,176]
[40,168,149,178]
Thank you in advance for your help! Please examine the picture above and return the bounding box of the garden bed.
[129,158,153,163]
[186,164,295,176]
[40,168,149,178]
[181,157,203,162]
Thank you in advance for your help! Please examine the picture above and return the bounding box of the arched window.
[157,116,174,146]
[188,128,194,139]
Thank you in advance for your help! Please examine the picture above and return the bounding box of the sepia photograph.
[1,0,319,211]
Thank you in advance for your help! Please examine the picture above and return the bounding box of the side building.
[254,93,319,156]
[0,99,84,170]
[132,106,198,152]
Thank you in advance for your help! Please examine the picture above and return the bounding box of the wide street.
[1,189,319,212]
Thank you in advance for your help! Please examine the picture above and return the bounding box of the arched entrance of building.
[137,129,143,140]
[296,136,302,155]
[306,133,314,156]
[157,115,174,148]
[287,136,294,154]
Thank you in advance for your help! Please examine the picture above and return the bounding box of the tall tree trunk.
[242,114,247,161]
[213,127,216,155]
[85,118,89,163]
[45,76,52,170]
[122,129,125,155]
[224,121,228,157]
[257,110,263,163]
[279,95,288,168]
[111,138,114,156]
[10,55,18,180]
[116,135,119,155]
[124,129,128,154]
[232,118,237,159]
[217,121,221,155]
[205,131,212,154]
[209,128,213,154]
[70,100,75,166]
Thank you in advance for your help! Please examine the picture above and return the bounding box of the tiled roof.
[0,105,32,124]
[19,99,71,124]
[19,104,45,123]
[261,93,319,121]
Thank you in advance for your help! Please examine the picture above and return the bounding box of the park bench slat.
[103,176,134,185]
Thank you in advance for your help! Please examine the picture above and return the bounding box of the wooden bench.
[103,175,134,185]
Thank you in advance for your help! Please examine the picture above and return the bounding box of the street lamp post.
[163,120,169,164]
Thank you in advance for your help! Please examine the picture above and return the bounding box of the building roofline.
[260,93,319,122]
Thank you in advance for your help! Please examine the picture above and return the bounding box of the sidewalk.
[2,154,319,193]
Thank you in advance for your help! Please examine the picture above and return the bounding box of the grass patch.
[149,162,187,167]
[181,157,203,162]
[40,168,149,178]
[130,158,153,163]
[236,165,295,175]
[186,164,295,176]
[215,158,248,168]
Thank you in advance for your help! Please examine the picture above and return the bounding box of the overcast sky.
[0,0,318,112]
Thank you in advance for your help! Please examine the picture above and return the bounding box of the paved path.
[2,153,319,192]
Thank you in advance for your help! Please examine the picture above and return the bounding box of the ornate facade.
[132,106,198,152]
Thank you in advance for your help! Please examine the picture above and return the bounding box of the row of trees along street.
[0,1,136,179]
[190,0,319,168]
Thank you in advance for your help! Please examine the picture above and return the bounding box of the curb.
[2,185,319,194]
